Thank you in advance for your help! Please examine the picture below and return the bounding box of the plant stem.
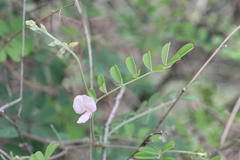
[168,150,208,157]
[75,0,94,89]
[96,71,153,103]
[89,118,94,160]
[109,99,175,135]
[18,0,26,116]
[109,99,175,136]
[101,87,126,160]
[128,25,240,160]
[74,2,95,159]
[43,31,88,92]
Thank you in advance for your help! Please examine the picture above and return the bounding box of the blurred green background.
[0,0,240,159]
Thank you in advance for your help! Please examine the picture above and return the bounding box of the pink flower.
[73,95,97,124]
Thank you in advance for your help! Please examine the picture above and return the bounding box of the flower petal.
[82,95,97,112]
[73,95,85,114]
[77,112,91,124]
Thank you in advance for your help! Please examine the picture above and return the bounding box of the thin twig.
[96,72,153,103]
[37,2,75,23]
[18,0,26,116]
[0,0,71,112]
[0,97,22,112]
[27,0,60,14]
[49,148,68,160]
[0,2,75,53]
[109,99,176,136]
[211,136,240,158]
[100,144,138,150]
[0,113,32,153]
[0,0,26,113]
[19,131,89,147]
[0,149,11,160]
[75,1,95,159]
[75,0,94,89]
[128,25,240,159]
[101,87,126,160]
[220,97,240,146]
[41,27,88,92]
[155,25,240,132]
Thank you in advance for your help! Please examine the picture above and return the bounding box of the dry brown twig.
[128,25,240,159]
[211,136,240,158]
[220,97,240,146]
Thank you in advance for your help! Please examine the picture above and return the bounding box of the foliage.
[31,143,59,160]
[0,0,239,160]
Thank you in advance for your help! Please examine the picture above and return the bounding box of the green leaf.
[6,39,21,62]
[0,51,7,62]
[0,155,7,160]
[110,65,123,84]
[87,89,97,100]
[4,38,33,62]
[125,56,139,78]
[31,154,39,160]
[153,64,165,72]
[0,20,9,35]
[68,42,79,47]
[134,152,158,159]
[32,151,45,160]
[176,43,194,57]
[45,143,59,160]
[142,52,152,70]
[139,146,158,154]
[97,75,107,93]
[161,157,175,160]
[167,55,180,66]
[162,141,175,153]
[161,42,171,65]
[210,156,221,160]
[0,126,18,138]
[168,43,194,66]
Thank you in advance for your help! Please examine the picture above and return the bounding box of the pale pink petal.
[77,112,91,124]
[73,95,85,114]
[82,95,97,112]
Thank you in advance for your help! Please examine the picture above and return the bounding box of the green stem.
[167,150,208,157]
[89,115,95,159]
[43,30,88,92]
[96,71,153,103]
